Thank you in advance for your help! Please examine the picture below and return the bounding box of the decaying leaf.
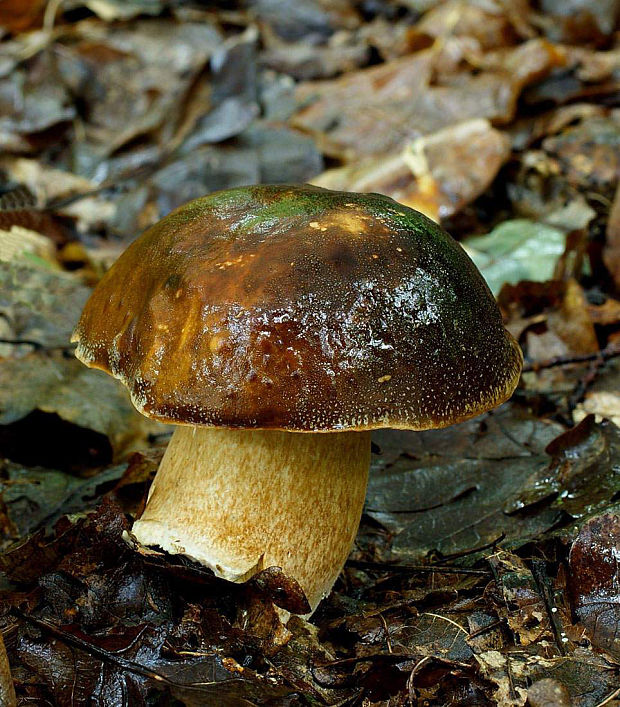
[0,157,95,206]
[575,361,620,428]
[527,679,572,707]
[528,648,620,707]
[367,405,562,560]
[0,458,126,547]
[507,415,620,526]
[368,408,620,562]
[568,513,620,659]
[487,552,554,647]
[2,499,320,704]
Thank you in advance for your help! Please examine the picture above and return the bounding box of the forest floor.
[0,1,619,704]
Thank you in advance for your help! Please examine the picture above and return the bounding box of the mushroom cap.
[72,184,522,431]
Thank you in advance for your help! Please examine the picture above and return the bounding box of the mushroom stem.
[132,427,371,613]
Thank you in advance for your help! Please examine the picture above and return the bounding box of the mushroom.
[72,185,522,613]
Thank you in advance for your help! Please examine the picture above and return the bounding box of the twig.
[467,619,505,640]
[505,657,518,702]
[530,559,567,657]
[523,342,620,373]
[379,613,393,653]
[421,613,468,636]
[0,338,76,353]
[595,687,620,707]
[316,653,420,670]
[568,355,605,412]
[316,653,471,669]
[43,0,65,32]
[346,559,490,576]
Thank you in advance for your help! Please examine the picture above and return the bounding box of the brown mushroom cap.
[72,184,522,431]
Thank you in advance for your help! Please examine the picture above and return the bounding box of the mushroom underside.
[132,426,371,613]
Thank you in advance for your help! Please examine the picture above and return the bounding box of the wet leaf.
[1,3,620,704]
[369,409,620,562]
[508,416,620,524]
[4,499,303,704]
[528,648,620,707]
[249,567,311,615]
[368,405,564,560]
[487,552,553,647]
[568,513,620,659]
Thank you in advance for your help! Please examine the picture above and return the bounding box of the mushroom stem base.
[132,426,371,613]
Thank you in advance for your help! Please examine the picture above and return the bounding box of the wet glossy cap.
[72,184,522,431]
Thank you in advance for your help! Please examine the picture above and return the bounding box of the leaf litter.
[1,1,620,705]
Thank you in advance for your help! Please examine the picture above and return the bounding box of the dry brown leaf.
[313,118,510,220]
[416,0,528,50]
[546,278,599,355]
[568,513,620,659]
[0,157,94,206]
[603,184,620,289]
[291,39,563,161]
[0,0,46,34]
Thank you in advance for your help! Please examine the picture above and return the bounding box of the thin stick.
[346,559,490,576]
[523,343,620,373]
[421,613,469,636]
[595,687,620,707]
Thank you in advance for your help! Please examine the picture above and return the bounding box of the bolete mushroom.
[72,185,522,613]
